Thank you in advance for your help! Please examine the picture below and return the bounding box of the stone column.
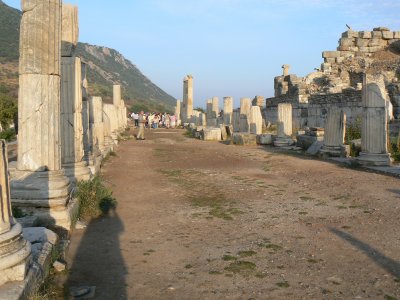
[0,141,31,286]
[182,75,193,122]
[175,100,181,126]
[250,106,263,135]
[60,4,90,184]
[102,105,115,154]
[357,74,392,166]
[11,0,73,229]
[113,85,125,131]
[274,103,294,147]
[212,97,219,118]
[81,61,92,166]
[103,103,119,144]
[89,97,106,158]
[239,98,251,132]
[321,107,346,157]
[232,110,240,132]
[206,99,216,127]
[223,97,233,125]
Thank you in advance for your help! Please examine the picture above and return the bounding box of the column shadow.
[329,227,400,278]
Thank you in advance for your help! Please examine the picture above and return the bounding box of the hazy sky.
[4,0,400,108]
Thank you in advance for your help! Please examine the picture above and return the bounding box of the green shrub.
[0,128,16,141]
[389,134,400,162]
[345,117,361,144]
[76,176,117,220]
[0,93,17,130]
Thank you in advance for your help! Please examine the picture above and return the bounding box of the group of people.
[130,111,178,140]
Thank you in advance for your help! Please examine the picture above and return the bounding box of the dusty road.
[65,128,400,300]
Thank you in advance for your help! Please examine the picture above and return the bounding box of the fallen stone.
[232,133,257,146]
[297,134,323,150]
[75,220,87,230]
[256,134,273,145]
[23,227,58,245]
[69,286,96,299]
[16,216,39,228]
[306,141,324,155]
[327,276,343,285]
[202,128,222,141]
[53,261,66,272]
[220,125,228,141]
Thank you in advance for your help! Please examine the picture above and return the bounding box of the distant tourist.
[136,111,146,140]
[131,112,139,127]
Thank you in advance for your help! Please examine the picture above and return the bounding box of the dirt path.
[65,128,400,300]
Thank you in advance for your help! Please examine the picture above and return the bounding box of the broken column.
[357,74,392,166]
[223,97,233,125]
[206,99,217,127]
[320,107,346,157]
[60,4,91,183]
[250,106,263,135]
[274,103,294,147]
[182,75,194,122]
[11,0,73,228]
[0,140,31,286]
[239,98,251,132]
[232,109,241,132]
[81,61,93,169]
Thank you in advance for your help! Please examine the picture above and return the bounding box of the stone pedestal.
[321,107,346,157]
[0,141,31,286]
[12,0,73,229]
[223,97,233,125]
[239,98,251,132]
[274,103,294,147]
[250,106,263,135]
[357,74,392,166]
[61,56,91,183]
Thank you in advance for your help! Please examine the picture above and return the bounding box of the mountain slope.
[0,1,176,111]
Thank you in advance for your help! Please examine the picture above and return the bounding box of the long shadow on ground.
[65,211,127,300]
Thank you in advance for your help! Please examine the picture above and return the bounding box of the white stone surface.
[321,107,346,157]
[274,103,293,147]
[182,75,193,121]
[357,74,392,166]
[239,98,251,132]
[250,106,263,135]
[61,4,78,57]
[223,97,233,125]
[202,128,222,141]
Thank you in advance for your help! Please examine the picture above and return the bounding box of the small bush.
[345,118,361,144]
[0,128,16,141]
[76,176,117,220]
[389,133,400,162]
[12,206,27,218]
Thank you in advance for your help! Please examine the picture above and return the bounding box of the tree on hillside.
[0,92,17,130]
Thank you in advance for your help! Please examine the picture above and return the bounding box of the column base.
[10,170,74,229]
[356,152,392,166]
[274,137,294,147]
[0,223,31,285]
[62,161,92,184]
[320,145,342,157]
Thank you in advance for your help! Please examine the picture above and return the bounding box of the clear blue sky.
[4,0,400,108]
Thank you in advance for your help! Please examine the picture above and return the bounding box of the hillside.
[0,1,176,112]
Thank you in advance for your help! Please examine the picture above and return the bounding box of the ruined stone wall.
[266,89,362,129]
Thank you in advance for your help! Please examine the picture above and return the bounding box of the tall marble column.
[239,98,251,132]
[357,74,392,166]
[274,103,294,147]
[182,75,193,122]
[90,97,106,156]
[232,110,240,132]
[60,4,90,184]
[11,0,73,228]
[103,103,119,145]
[223,97,233,125]
[81,61,93,166]
[113,84,125,131]
[0,141,31,286]
[212,97,219,118]
[321,107,346,157]
[250,106,263,135]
